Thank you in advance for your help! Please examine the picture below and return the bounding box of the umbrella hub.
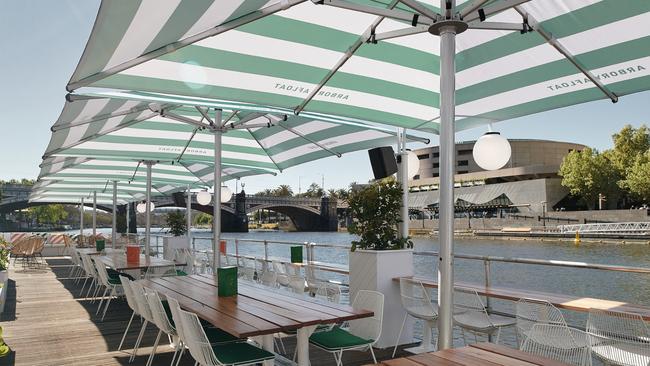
[428,19,468,36]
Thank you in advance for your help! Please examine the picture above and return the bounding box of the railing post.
[484,258,492,341]
[235,239,240,267]
[264,239,268,265]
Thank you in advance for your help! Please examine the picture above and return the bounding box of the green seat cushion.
[309,326,373,351]
[176,270,188,276]
[212,342,274,365]
[108,276,122,285]
[204,327,240,345]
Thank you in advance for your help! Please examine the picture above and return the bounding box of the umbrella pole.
[213,109,223,275]
[187,184,192,251]
[92,191,97,238]
[80,197,84,244]
[145,161,153,257]
[112,180,117,248]
[398,128,409,239]
[437,0,459,350]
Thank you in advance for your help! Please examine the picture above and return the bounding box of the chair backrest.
[399,278,437,318]
[144,265,178,279]
[316,282,341,304]
[130,281,154,323]
[32,237,45,253]
[174,248,195,274]
[80,254,98,278]
[144,287,176,336]
[93,259,112,287]
[119,276,139,314]
[166,296,187,344]
[350,290,384,343]
[288,275,305,294]
[521,324,591,366]
[272,261,286,274]
[260,269,277,288]
[178,308,220,366]
[586,308,650,366]
[516,298,567,341]
[285,263,300,276]
[10,239,27,255]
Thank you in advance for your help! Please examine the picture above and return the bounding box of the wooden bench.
[394,276,650,320]
[370,343,571,366]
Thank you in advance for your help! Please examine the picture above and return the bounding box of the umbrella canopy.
[44,94,425,170]
[28,179,179,203]
[66,1,650,132]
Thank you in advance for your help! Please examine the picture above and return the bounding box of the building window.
[433,163,439,168]
[458,160,469,166]
[458,149,472,155]
[458,170,468,174]
[417,154,429,160]
[413,175,420,180]
[433,152,440,158]
[432,173,439,177]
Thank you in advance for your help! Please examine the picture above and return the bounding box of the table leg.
[296,325,317,366]
[262,334,274,366]
[404,319,437,354]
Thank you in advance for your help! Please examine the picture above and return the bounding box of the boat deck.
[0,257,412,366]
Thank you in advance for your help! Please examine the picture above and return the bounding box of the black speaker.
[368,146,397,180]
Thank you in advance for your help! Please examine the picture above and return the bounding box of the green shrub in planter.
[347,178,413,251]
[166,210,187,237]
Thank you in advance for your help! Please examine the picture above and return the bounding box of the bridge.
[558,222,650,235]
[1,184,348,232]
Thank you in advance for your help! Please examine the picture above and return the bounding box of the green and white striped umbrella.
[43,94,425,171]
[66,0,650,133]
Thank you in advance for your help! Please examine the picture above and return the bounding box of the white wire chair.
[93,259,124,320]
[515,298,588,348]
[521,324,592,366]
[315,282,341,304]
[177,308,275,366]
[288,275,306,294]
[586,309,650,366]
[68,249,82,279]
[144,288,180,366]
[392,277,439,357]
[129,281,156,363]
[260,269,278,288]
[274,261,290,287]
[310,290,384,366]
[453,288,515,345]
[117,277,140,353]
[79,254,100,299]
[173,248,194,275]
[238,257,256,282]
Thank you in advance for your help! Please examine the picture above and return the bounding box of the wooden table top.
[395,276,650,321]
[97,255,179,271]
[372,343,571,366]
[139,274,373,338]
[75,248,102,255]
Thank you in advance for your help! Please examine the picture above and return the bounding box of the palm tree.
[273,185,293,197]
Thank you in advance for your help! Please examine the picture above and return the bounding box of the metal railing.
[558,221,650,234]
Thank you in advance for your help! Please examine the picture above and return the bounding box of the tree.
[302,183,323,198]
[347,179,412,251]
[165,210,187,236]
[194,212,212,226]
[620,152,650,202]
[27,204,69,225]
[609,125,650,175]
[273,185,293,197]
[559,148,620,209]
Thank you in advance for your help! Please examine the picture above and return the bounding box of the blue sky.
[1,1,648,194]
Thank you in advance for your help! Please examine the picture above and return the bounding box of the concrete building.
[408,139,587,214]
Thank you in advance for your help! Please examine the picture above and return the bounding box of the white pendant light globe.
[220,186,233,203]
[136,202,146,214]
[196,190,212,206]
[473,132,511,171]
[406,151,421,179]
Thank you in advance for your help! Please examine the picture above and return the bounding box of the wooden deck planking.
[1,257,413,366]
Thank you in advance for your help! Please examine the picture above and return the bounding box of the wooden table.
[97,254,178,271]
[373,343,571,366]
[75,248,102,255]
[139,274,373,366]
[395,276,650,320]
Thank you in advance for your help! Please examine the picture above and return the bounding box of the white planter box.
[0,270,7,314]
[0,271,7,284]
[349,249,414,349]
[163,236,190,260]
